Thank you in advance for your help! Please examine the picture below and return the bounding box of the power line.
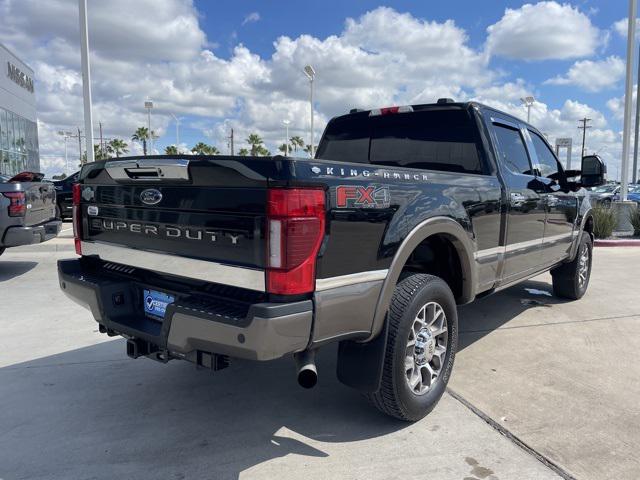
[577,118,592,158]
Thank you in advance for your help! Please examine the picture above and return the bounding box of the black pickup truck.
[58,100,605,421]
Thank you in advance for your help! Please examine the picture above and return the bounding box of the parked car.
[52,171,80,219]
[0,172,62,257]
[589,183,620,206]
[58,100,604,421]
[611,184,640,204]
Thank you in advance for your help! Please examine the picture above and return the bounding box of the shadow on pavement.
[458,278,568,351]
[0,260,37,282]
[0,341,408,480]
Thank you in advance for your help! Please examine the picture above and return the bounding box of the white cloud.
[613,18,640,38]
[486,2,601,60]
[544,56,625,92]
[242,12,260,26]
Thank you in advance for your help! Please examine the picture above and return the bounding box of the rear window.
[316,109,486,174]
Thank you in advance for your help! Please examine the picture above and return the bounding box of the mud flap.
[336,319,388,393]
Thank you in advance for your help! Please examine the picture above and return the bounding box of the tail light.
[72,183,82,255]
[266,188,325,295]
[369,105,413,116]
[2,192,26,217]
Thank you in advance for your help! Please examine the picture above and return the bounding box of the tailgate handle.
[105,159,190,182]
[124,167,162,179]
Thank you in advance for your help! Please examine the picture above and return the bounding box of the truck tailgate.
[79,158,269,271]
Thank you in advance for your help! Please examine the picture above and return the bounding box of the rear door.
[489,117,546,281]
[526,130,577,264]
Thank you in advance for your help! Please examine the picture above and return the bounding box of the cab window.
[530,131,560,179]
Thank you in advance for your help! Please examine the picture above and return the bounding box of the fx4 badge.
[335,185,390,209]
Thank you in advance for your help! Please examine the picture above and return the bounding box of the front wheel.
[551,234,593,300]
[367,274,458,421]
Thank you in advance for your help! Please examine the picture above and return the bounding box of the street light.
[303,65,315,158]
[282,119,291,156]
[78,0,94,163]
[145,100,153,154]
[171,113,180,152]
[520,96,535,123]
[58,130,74,173]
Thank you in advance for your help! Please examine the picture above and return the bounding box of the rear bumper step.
[57,258,313,361]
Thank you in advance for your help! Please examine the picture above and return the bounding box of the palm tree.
[165,145,178,155]
[238,148,249,156]
[131,127,150,155]
[108,138,128,158]
[277,143,292,155]
[191,142,220,155]
[246,133,264,156]
[302,144,317,157]
[290,136,305,153]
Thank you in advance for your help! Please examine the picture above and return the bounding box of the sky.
[0,0,635,178]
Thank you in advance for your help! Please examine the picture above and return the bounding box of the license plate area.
[143,289,175,320]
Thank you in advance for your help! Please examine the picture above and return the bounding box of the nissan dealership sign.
[7,61,34,93]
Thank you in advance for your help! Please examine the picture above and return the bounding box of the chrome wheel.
[405,302,448,395]
[578,244,590,289]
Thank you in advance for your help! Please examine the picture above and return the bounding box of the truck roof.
[337,100,533,130]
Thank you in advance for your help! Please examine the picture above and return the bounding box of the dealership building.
[0,43,39,176]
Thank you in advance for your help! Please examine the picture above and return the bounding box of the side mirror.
[580,155,606,188]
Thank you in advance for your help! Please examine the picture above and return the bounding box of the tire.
[366,274,458,421]
[55,204,62,219]
[551,234,593,300]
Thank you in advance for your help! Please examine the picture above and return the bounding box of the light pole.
[282,119,291,156]
[145,100,153,154]
[620,0,637,201]
[303,65,315,158]
[171,113,180,152]
[58,130,73,173]
[78,0,94,163]
[520,96,535,123]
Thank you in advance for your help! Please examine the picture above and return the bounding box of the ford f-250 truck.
[57,100,605,421]
[1,172,61,257]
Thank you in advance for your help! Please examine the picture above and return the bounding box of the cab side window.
[493,124,533,175]
[530,131,560,179]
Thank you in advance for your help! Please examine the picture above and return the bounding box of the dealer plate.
[143,289,175,319]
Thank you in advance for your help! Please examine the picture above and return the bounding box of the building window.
[0,107,38,176]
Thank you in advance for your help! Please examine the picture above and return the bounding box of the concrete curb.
[594,239,640,247]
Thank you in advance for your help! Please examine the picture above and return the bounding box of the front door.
[526,130,577,264]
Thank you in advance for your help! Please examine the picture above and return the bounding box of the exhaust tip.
[298,366,318,389]
[294,349,318,389]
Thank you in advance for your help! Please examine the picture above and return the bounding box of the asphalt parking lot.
[1,236,639,480]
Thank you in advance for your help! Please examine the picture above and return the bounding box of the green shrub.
[592,205,616,239]
[629,207,640,236]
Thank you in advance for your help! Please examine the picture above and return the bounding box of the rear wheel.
[551,234,593,300]
[367,274,458,421]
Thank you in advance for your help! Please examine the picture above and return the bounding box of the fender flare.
[365,216,477,342]
[570,209,594,261]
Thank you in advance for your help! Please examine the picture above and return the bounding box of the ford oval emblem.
[140,189,163,206]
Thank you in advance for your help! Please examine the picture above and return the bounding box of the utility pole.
[578,118,592,158]
[77,127,83,165]
[230,128,234,156]
[99,121,103,157]
[634,43,640,184]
